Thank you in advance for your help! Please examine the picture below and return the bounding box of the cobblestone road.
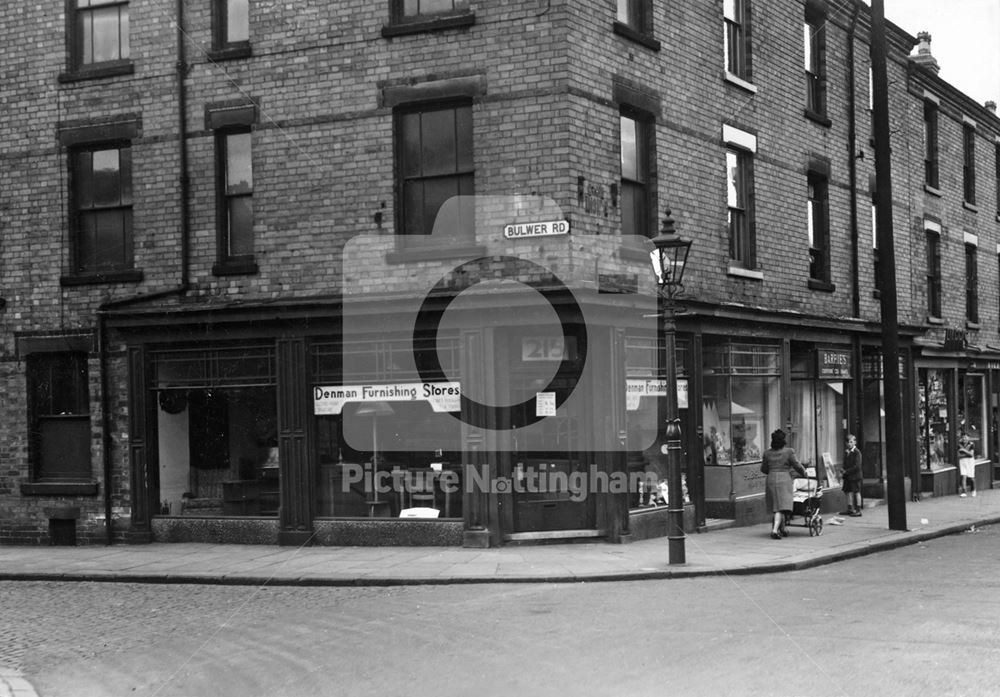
[3,529,1000,697]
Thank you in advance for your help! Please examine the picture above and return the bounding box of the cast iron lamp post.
[648,210,692,565]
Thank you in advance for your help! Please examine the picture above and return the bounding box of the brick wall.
[1,0,998,542]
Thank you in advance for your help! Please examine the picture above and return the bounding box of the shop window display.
[918,368,950,470]
[958,372,986,459]
[312,337,463,519]
[702,343,780,466]
[625,336,689,509]
[152,345,278,517]
[790,349,848,486]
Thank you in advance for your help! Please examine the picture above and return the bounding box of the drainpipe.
[100,0,191,543]
[847,3,861,319]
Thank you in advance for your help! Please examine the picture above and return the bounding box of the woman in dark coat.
[760,429,806,539]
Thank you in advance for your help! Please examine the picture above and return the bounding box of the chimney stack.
[912,31,940,74]
[986,101,998,115]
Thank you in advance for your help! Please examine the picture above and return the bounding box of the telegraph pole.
[870,0,907,531]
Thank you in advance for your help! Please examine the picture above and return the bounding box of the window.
[804,8,826,119]
[964,122,977,206]
[923,100,940,189]
[389,0,471,24]
[702,343,781,476]
[965,239,979,324]
[724,0,749,81]
[871,192,881,294]
[213,0,250,53]
[918,368,950,470]
[807,171,830,282]
[217,130,255,266]
[726,148,753,268]
[70,145,134,274]
[617,0,646,29]
[27,353,91,481]
[926,228,941,318]
[312,337,464,518]
[994,140,1000,217]
[620,112,653,238]
[71,0,129,68]
[151,345,278,517]
[397,103,474,244]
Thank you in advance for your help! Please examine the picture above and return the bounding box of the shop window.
[807,170,830,283]
[803,4,827,122]
[861,352,885,480]
[923,99,940,189]
[620,111,653,239]
[69,145,134,276]
[959,372,986,460]
[27,353,91,481]
[917,368,950,471]
[965,240,979,324]
[723,0,750,82]
[216,129,256,272]
[925,227,942,319]
[625,335,688,509]
[702,343,780,470]
[312,337,464,519]
[151,346,278,517]
[396,102,474,246]
[790,348,849,486]
[212,0,250,55]
[963,122,977,206]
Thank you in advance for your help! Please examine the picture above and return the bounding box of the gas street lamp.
[648,210,692,565]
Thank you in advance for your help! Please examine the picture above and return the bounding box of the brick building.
[0,0,998,546]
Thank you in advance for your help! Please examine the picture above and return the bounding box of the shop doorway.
[501,324,596,535]
[509,376,596,533]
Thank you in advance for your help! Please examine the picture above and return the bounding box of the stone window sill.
[804,109,832,127]
[58,60,134,83]
[387,244,487,264]
[22,482,99,496]
[61,269,143,286]
[612,22,661,51]
[382,12,475,37]
[724,72,757,94]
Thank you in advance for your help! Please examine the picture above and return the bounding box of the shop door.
[510,376,596,533]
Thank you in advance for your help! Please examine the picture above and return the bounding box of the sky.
[882,0,1000,107]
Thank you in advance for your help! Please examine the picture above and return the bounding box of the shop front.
[701,340,782,524]
[914,349,998,497]
[115,285,666,547]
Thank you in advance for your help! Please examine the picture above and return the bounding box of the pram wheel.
[809,514,823,537]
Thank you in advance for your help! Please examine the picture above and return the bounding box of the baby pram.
[788,467,823,536]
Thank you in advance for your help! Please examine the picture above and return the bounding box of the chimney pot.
[912,30,940,74]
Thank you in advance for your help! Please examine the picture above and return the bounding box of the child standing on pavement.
[842,434,863,516]
[958,431,976,497]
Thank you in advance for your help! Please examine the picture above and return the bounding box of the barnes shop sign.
[314,382,461,414]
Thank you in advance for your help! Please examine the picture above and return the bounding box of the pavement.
[2,492,998,697]
[2,489,999,588]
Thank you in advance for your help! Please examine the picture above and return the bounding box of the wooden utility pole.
[870,0,907,531]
